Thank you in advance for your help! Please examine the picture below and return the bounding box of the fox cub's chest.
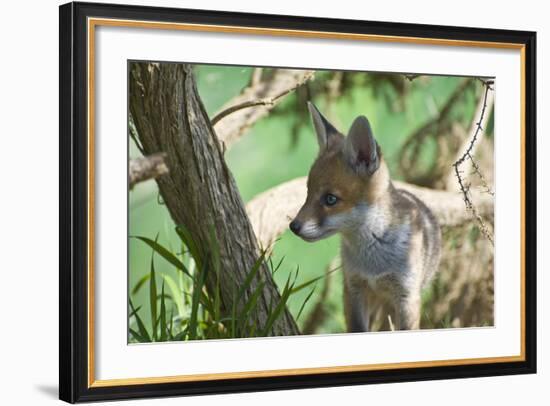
[341,224,412,285]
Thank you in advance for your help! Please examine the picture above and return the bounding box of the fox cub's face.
[289,102,385,242]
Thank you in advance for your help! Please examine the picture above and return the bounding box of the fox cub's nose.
[289,220,302,235]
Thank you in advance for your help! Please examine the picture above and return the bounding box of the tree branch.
[129,152,169,189]
[211,98,277,126]
[213,69,315,149]
[246,177,494,249]
[449,80,495,244]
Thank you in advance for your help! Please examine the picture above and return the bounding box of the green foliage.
[128,226,326,343]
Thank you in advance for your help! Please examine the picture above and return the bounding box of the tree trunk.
[129,62,299,336]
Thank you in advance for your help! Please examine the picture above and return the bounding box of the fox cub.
[290,102,441,332]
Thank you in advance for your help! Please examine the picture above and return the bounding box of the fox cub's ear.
[344,116,380,175]
[307,102,342,150]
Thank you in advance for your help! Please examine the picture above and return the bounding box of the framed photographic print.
[59,1,537,403]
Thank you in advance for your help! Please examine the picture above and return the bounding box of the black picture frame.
[59,1,537,403]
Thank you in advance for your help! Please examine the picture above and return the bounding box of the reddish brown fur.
[296,141,389,228]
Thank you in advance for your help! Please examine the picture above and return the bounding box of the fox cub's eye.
[323,193,338,206]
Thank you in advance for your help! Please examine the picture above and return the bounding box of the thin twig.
[452,82,495,245]
[211,98,276,125]
[211,73,312,126]
[468,152,494,196]
[453,84,492,167]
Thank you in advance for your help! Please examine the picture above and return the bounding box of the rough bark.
[129,62,299,336]
[246,177,494,249]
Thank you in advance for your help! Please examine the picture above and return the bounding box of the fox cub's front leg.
[343,272,370,332]
[394,291,421,330]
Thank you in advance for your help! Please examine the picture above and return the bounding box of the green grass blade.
[129,299,150,342]
[296,287,316,322]
[175,225,204,270]
[156,293,172,302]
[160,282,167,341]
[236,251,266,306]
[131,273,151,296]
[169,308,174,340]
[188,264,208,340]
[129,328,147,343]
[162,274,185,318]
[128,304,142,319]
[271,255,286,275]
[238,281,266,334]
[262,273,294,336]
[290,267,340,294]
[133,236,191,278]
[149,251,158,342]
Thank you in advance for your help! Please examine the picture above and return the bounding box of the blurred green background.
[129,65,485,337]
